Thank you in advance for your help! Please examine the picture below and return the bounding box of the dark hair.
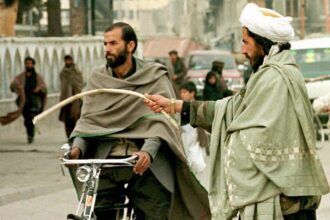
[104,22,138,53]
[64,55,73,60]
[24,57,35,65]
[180,81,197,97]
[246,28,291,55]
[169,50,178,56]
[211,61,224,76]
[205,71,218,85]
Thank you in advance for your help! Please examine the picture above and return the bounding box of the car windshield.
[188,54,236,70]
[292,48,330,78]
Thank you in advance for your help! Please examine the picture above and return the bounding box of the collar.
[111,57,136,79]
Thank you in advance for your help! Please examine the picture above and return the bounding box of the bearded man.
[59,55,84,138]
[166,50,187,97]
[145,3,329,220]
[67,22,210,220]
[0,57,47,144]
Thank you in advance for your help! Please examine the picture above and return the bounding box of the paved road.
[0,125,330,219]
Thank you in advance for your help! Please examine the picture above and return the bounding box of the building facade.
[113,0,172,38]
[271,0,330,38]
[207,0,330,52]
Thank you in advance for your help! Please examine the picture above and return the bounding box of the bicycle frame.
[61,144,137,220]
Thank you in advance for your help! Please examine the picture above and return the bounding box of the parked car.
[142,37,205,65]
[291,37,330,100]
[185,50,244,97]
[291,37,330,141]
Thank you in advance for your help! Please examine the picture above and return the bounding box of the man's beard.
[250,54,265,72]
[25,67,34,72]
[106,47,128,68]
[65,64,72,68]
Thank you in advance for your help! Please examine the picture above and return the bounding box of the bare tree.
[0,0,19,36]
[70,0,85,36]
[46,0,62,36]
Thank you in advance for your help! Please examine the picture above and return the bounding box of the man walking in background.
[166,50,187,97]
[0,57,47,144]
[59,55,84,138]
[179,81,209,185]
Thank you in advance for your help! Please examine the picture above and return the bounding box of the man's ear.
[257,44,265,56]
[127,41,136,53]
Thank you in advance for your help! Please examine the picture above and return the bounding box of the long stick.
[33,88,179,129]
[305,75,330,83]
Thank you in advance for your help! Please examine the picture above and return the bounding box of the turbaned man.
[145,3,329,220]
[67,22,211,220]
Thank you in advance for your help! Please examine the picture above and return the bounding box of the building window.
[113,11,118,19]
[286,0,299,17]
[129,10,134,19]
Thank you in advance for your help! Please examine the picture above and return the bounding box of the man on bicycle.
[68,22,210,220]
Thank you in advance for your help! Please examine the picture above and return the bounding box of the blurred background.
[1,0,330,97]
[1,1,330,219]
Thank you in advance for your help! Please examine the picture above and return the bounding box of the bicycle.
[60,144,138,220]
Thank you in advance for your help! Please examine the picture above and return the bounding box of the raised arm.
[144,94,216,131]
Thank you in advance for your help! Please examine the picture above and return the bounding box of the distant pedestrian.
[166,50,187,97]
[59,55,83,138]
[203,71,224,101]
[211,60,228,90]
[211,60,234,97]
[180,81,209,180]
[0,57,47,143]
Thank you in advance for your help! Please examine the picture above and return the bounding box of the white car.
[291,37,330,100]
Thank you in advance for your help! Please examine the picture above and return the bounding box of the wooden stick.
[33,88,179,129]
[305,75,330,83]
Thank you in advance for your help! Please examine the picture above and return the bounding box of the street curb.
[0,182,72,207]
[0,149,58,154]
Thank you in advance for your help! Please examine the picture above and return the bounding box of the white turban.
[239,3,294,43]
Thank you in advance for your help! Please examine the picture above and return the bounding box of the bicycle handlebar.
[61,155,138,166]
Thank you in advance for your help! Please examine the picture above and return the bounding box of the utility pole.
[325,0,330,33]
[109,0,113,25]
[86,0,96,35]
[265,0,273,9]
[300,0,305,39]
[290,0,294,17]
[87,0,91,34]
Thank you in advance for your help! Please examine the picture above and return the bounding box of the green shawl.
[71,58,211,220]
[207,48,329,219]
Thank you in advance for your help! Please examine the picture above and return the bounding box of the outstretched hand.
[144,94,184,114]
[144,94,170,113]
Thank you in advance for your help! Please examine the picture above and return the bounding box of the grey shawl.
[71,59,211,220]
